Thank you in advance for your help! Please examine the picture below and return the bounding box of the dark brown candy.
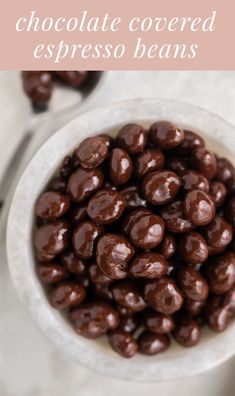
[181,170,209,193]
[225,197,235,227]
[35,220,70,256]
[215,157,235,185]
[138,332,170,355]
[96,234,135,279]
[184,299,205,317]
[177,267,209,301]
[159,233,176,259]
[55,71,88,86]
[109,148,133,185]
[161,200,194,233]
[135,149,165,178]
[36,250,55,263]
[143,170,181,206]
[60,250,86,275]
[108,329,137,358]
[72,221,103,259]
[67,168,104,203]
[89,264,112,284]
[174,130,205,156]
[117,123,147,154]
[124,210,165,250]
[209,181,227,207]
[120,185,146,210]
[70,302,119,338]
[50,281,86,309]
[38,263,68,284]
[202,216,233,249]
[87,189,126,224]
[112,281,146,312]
[166,157,188,175]
[70,204,88,225]
[179,232,208,264]
[22,71,53,104]
[74,136,108,169]
[60,156,74,179]
[122,208,151,235]
[144,277,183,314]
[204,252,235,295]
[130,252,168,279]
[204,296,230,332]
[143,312,175,334]
[184,190,215,226]
[190,147,217,180]
[118,315,139,333]
[35,191,70,220]
[172,318,201,347]
[150,121,184,149]
[223,285,235,313]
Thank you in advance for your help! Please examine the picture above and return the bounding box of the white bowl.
[6,98,235,382]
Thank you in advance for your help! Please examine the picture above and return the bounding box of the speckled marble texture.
[1,71,235,395]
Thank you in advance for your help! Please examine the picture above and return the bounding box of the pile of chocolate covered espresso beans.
[34,121,235,358]
[22,71,91,111]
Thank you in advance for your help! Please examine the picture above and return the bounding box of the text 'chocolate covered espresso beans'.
[34,121,235,358]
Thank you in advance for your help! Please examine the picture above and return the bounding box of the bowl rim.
[6,98,235,382]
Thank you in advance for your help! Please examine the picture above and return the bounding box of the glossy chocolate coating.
[89,264,112,284]
[96,234,135,279]
[22,71,53,104]
[50,281,86,309]
[70,204,88,225]
[67,168,104,203]
[144,277,183,314]
[55,71,88,86]
[120,185,147,210]
[60,250,86,275]
[87,189,126,224]
[190,147,217,180]
[138,332,170,355]
[74,136,108,169]
[130,252,168,279]
[143,170,181,206]
[184,299,205,317]
[70,302,119,338]
[204,252,235,294]
[135,149,165,178]
[204,296,230,332]
[60,155,74,179]
[174,130,205,156]
[36,191,70,220]
[223,285,235,313]
[143,312,175,334]
[184,190,215,226]
[122,208,151,235]
[49,177,67,193]
[118,315,139,333]
[112,281,146,312]
[181,170,209,193]
[38,263,68,284]
[117,123,147,154]
[172,318,201,347]
[179,232,208,263]
[161,200,194,233]
[109,148,133,185]
[35,220,70,256]
[225,197,235,227]
[159,233,176,259]
[166,157,188,175]
[72,220,103,259]
[108,329,137,358]
[36,250,55,263]
[215,157,235,185]
[177,267,209,301]
[150,121,184,149]
[202,216,233,249]
[125,210,165,250]
[209,181,227,207]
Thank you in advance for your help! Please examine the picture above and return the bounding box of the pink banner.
[0,0,234,69]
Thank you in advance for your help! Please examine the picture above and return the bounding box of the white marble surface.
[1,71,235,395]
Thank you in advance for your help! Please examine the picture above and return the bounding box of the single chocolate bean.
[50,281,86,309]
[130,252,168,279]
[109,148,133,185]
[60,250,86,275]
[143,312,175,334]
[143,170,181,206]
[112,281,146,312]
[96,234,135,279]
[173,318,201,347]
[190,147,217,180]
[87,189,126,224]
[135,149,165,178]
[184,190,215,226]
[36,191,70,220]
[179,232,208,263]
[70,302,119,338]
[138,332,170,355]
[22,71,53,104]
[38,263,68,284]
[74,136,108,169]
[35,220,70,255]
[150,121,184,149]
[108,329,137,358]
[73,220,103,259]
[181,170,209,193]
[144,277,183,314]
[161,200,194,233]
[204,252,235,294]
[202,216,233,249]
[117,123,147,154]
[67,168,104,203]
[177,267,209,301]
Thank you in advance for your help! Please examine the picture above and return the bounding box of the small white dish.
[6,98,235,382]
